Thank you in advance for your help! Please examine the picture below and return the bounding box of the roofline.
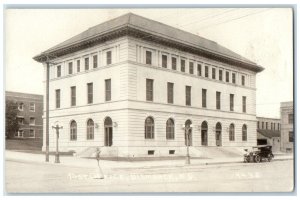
[33,26,264,73]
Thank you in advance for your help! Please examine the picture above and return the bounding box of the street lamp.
[182,124,193,165]
[52,122,63,163]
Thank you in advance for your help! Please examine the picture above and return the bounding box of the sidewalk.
[5,150,293,172]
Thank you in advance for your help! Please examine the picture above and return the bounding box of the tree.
[6,100,19,139]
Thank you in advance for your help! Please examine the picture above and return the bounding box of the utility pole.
[52,124,63,163]
[45,58,50,162]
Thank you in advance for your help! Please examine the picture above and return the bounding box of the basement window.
[169,150,175,155]
[148,150,155,155]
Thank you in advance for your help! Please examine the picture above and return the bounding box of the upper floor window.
[212,68,216,79]
[84,57,89,71]
[232,73,236,84]
[18,117,25,125]
[146,51,152,65]
[288,114,293,124]
[145,117,154,139]
[202,89,207,108]
[241,75,245,86]
[230,94,234,111]
[57,65,61,77]
[278,123,280,130]
[186,86,191,106]
[181,59,185,72]
[197,64,202,76]
[205,66,209,78]
[55,89,60,109]
[167,82,174,104]
[162,54,168,68]
[29,102,35,112]
[71,86,76,106]
[171,57,177,70]
[266,122,268,129]
[29,117,35,125]
[219,69,223,81]
[189,62,194,74]
[106,51,112,65]
[77,60,80,72]
[146,79,154,101]
[216,91,221,110]
[93,55,98,68]
[29,129,35,138]
[105,79,111,101]
[68,62,73,74]
[242,96,247,113]
[87,83,93,104]
[262,122,265,129]
[226,71,230,82]
[166,118,175,140]
[18,103,24,111]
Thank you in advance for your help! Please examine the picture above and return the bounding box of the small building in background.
[257,117,281,152]
[280,101,294,153]
[6,91,43,140]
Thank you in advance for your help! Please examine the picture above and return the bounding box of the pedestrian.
[95,147,104,179]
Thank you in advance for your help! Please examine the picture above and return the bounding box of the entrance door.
[216,122,222,146]
[104,117,113,146]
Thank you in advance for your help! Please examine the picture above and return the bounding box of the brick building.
[33,13,263,157]
[280,101,294,152]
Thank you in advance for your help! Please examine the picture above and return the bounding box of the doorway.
[104,117,113,146]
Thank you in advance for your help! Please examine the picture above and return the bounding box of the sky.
[4,8,293,118]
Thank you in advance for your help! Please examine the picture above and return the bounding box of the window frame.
[146,50,152,65]
[86,119,94,140]
[229,124,235,141]
[242,96,246,113]
[71,86,76,106]
[171,57,177,70]
[70,120,77,141]
[216,91,221,110]
[145,117,155,139]
[106,51,112,65]
[146,79,154,101]
[162,54,168,68]
[29,102,35,112]
[87,83,93,104]
[189,61,194,74]
[55,89,60,109]
[84,57,89,71]
[185,85,191,106]
[230,94,234,111]
[167,82,174,104]
[242,125,247,141]
[166,118,175,140]
[105,79,111,101]
[93,54,98,68]
[181,59,186,72]
[202,89,207,108]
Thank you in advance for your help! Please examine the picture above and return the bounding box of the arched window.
[70,120,77,141]
[201,121,208,146]
[229,123,235,141]
[216,122,222,146]
[87,119,94,140]
[145,117,154,139]
[242,124,247,141]
[166,118,175,140]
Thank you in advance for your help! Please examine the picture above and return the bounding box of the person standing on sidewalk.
[95,147,104,179]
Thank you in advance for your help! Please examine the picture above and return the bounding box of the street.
[5,159,294,193]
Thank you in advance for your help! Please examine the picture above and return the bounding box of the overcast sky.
[4,8,293,118]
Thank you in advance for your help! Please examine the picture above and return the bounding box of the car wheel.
[254,155,261,163]
[244,156,250,163]
[267,154,273,162]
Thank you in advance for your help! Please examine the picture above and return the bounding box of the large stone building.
[33,13,263,157]
[280,101,294,152]
[6,91,43,140]
[256,117,281,152]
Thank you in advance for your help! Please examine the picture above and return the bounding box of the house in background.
[280,101,294,153]
[256,117,281,152]
[33,13,264,157]
[6,91,43,140]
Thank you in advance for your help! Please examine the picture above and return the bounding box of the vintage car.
[244,145,274,163]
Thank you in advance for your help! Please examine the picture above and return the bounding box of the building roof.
[33,13,264,72]
[257,129,280,139]
[6,91,43,101]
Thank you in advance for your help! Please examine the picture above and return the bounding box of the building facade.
[256,117,281,152]
[280,101,294,152]
[6,91,43,140]
[34,13,263,157]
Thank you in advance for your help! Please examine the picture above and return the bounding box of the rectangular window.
[57,65,61,77]
[205,66,209,78]
[29,102,35,112]
[105,79,111,101]
[216,91,221,110]
[189,62,194,74]
[106,51,112,65]
[55,89,60,108]
[71,86,76,106]
[226,71,230,82]
[212,68,216,79]
[181,59,185,72]
[85,57,89,70]
[167,82,174,104]
[146,51,152,65]
[289,131,293,142]
[77,60,80,72]
[288,114,293,124]
[93,55,98,68]
[146,79,154,101]
[243,96,246,113]
[29,129,35,138]
[18,117,24,125]
[219,69,223,81]
[87,83,93,104]
[202,89,207,108]
[186,86,191,106]
[266,122,268,129]
[197,64,202,76]
[68,62,73,74]
[232,73,236,84]
[162,55,168,68]
[171,57,177,70]
[230,94,234,111]
[29,117,35,125]
[242,75,245,86]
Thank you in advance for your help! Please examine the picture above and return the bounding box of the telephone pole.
[52,124,63,163]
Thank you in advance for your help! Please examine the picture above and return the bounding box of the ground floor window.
[166,118,175,140]
[145,117,154,139]
[242,124,247,141]
[229,123,235,141]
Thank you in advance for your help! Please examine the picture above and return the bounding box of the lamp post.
[183,124,193,165]
[52,124,63,163]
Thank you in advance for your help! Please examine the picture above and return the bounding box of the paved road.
[5,159,294,193]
